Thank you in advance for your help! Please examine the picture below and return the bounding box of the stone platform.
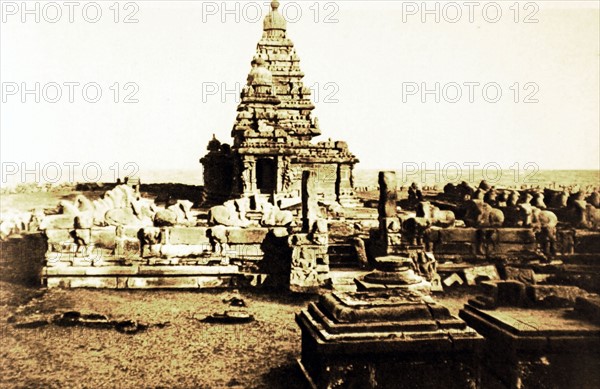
[41,225,274,289]
[460,301,600,388]
[296,290,483,388]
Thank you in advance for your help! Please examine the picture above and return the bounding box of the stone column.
[302,170,319,233]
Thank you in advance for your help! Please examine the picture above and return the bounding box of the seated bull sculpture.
[569,200,600,230]
[463,200,505,227]
[587,191,600,208]
[416,201,455,228]
[261,203,294,228]
[517,203,558,229]
[153,200,195,227]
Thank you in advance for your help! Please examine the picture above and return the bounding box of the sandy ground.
[0,282,315,389]
[0,280,471,389]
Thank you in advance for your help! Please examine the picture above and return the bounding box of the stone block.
[439,228,477,242]
[504,266,536,284]
[226,228,269,244]
[42,215,75,230]
[168,227,210,245]
[497,228,536,243]
[436,242,475,255]
[496,280,527,306]
[120,226,141,239]
[527,285,592,307]
[45,229,71,245]
[114,238,140,259]
[494,242,537,254]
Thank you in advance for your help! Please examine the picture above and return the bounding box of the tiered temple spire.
[201,0,358,204]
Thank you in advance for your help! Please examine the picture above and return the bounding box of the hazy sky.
[1,0,599,184]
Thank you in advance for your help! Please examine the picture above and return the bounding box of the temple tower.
[201,0,359,205]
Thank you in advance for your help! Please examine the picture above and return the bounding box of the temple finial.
[264,0,286,31]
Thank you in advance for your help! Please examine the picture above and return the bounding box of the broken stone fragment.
[443,273,464,287]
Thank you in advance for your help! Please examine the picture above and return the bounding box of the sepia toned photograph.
[1,1,599,388]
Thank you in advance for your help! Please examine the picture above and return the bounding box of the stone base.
[460,303,600,389]
[355,277,432,293]
[296,290,483,388]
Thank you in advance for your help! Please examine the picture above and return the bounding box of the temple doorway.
[256,158,277,194]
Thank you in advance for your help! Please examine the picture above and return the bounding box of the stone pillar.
[378,171,398,223]
[302,170,319,233]
[371,171,402,257]
[288,169,330,293]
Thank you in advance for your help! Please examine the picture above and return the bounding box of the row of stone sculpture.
[0,186,199,242]
[207,196,294,228]
[39,185,195,230]
[441,181,600,230]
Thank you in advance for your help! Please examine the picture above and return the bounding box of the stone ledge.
[43,272,269,289]
[42,265,239,277]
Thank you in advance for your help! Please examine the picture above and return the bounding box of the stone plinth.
[355,256,431,293]
[460,300,600,388]
[296,290,483,388]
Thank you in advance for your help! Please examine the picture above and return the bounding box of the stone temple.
[200,0,358,206]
